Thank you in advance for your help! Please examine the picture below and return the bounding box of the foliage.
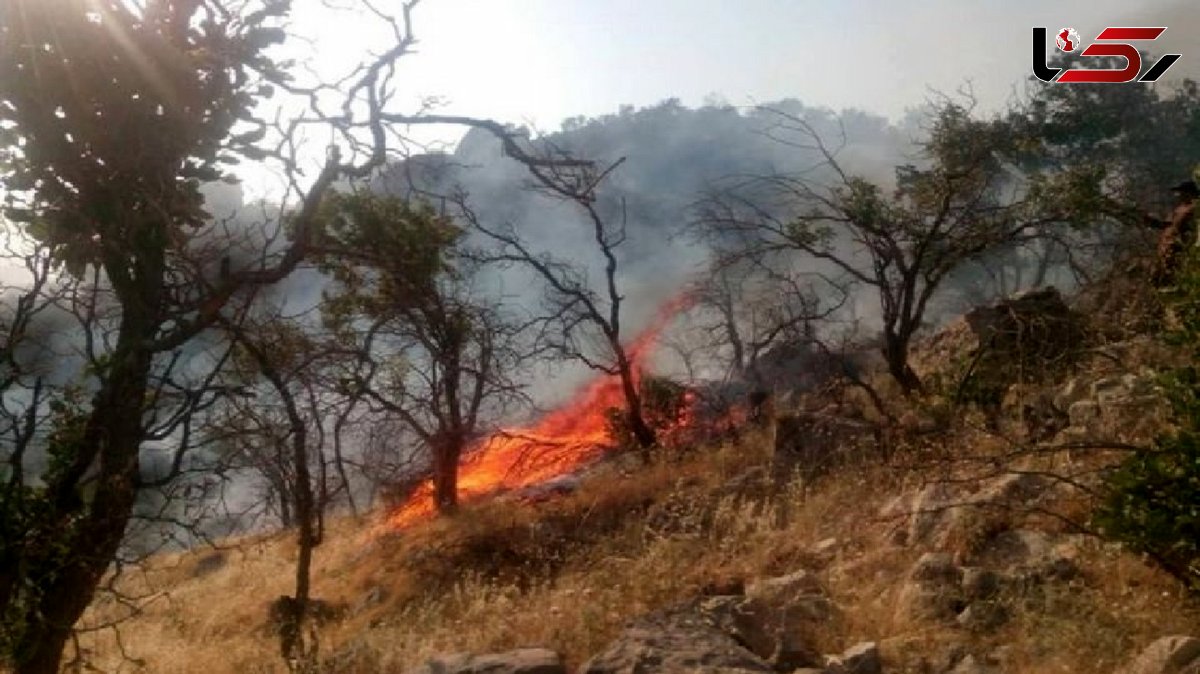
[1095,218,1200,589]
[604,375,689,451]
[0,0,288,277]
[317,191,523,514]
[694,101,1094,395]
[1013,63,1200,211]
[315,192,463,328]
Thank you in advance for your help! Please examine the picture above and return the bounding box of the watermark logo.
[1055,28,1081,53]
[1033,26,1181,83]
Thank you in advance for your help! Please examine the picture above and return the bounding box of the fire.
[382,293,693,529]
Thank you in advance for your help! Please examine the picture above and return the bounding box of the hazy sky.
[293,0,1196,138]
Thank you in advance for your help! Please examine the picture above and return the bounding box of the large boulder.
[703,570,836,671]
[951,287,1088,410]
[1119,636,1200,674]
[897,553,965,623]
[404,648,567,674]
[579,607,774,674]
[584,570,837,673]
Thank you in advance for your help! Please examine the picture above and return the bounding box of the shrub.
[1094,207,1200,589]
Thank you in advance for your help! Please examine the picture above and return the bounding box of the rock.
[700,595,825,671]
[698,570,837,670]
[580,607,774,673]
[810,537,839,563]
[947,654,1000,674]
[960,568,1002,601]
[1119,636,1200,674]
[1053,377,1091,413]
[879,482,957,547]
[973,529,1082,582]
[747,569,826,602]
[956,601,1009,632]
[405,648,566,674]
[514,474,581,503]
[957,287,1087,407]
[973,473,1052,509]
[898,553,964,622]
[911,553,962,585]
[838,642,882,674]
[976,528,1052,567]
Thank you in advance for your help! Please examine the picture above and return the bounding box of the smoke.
[374,98,915,405]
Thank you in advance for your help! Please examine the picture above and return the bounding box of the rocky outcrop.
[1119,636,1200,674]
[897,553,965,623]
[828,642,882,674]
[579,607,775,673]
[1053,371,1168,441]
[881,473,1065,553]
[582,570,838,673]
[404,648,567,674]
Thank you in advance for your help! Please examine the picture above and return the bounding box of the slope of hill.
[70,264,1200,674]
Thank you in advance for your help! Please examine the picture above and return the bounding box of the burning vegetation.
[381,293,728,530]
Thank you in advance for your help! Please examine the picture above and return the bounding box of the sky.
[290,0,1197,142]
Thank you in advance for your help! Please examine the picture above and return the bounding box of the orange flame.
[382,292,693,529]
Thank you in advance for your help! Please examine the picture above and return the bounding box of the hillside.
[71,268,1200,674]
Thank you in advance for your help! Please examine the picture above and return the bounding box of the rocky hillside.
[76,276,1200,674]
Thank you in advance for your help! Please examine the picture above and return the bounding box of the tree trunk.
[432,435,462,515]
[883,333,923,396]
[615,352,656,461]
[14,328,154,674]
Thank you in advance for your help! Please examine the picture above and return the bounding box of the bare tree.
[693,103,1087,395]
[448,150,662,458]
[316,192,527,515]
[687,256,845,389]
[218,310,350,672]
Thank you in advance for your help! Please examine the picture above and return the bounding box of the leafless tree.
[692,103,1084,395]
[446,153,663,458]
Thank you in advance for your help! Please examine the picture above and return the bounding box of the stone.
[700,570,836,671]
[514,474,581,503]
[960,568,1002,601]
[1119,636,1200,674]
[879,482,957,548]
[839,641,882,674]
[976,529,1052,567]
[911,553,962,585]
[898,553,964,622]
[580,608,774,673]
[947,654,1000,674]
[956,601,1009,632]
[747,569,826,602]
[404,648,566,674]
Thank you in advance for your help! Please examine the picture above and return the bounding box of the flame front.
[382,293,692,529]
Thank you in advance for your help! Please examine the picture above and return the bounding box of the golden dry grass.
[74,398,1200,674]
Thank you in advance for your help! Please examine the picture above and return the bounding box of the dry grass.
[75,396,1200,674]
